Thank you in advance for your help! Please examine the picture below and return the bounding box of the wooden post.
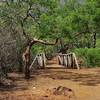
[58,55,63,65]
[56,55,59,64]
[64,55,67,68]
[69,54,72,68]
[43,53,46,69]
[67,55,70,68]
[29,55,38,70]
[62,55,64,65]
[73,53,80,70]
[63,55,65,66]
[71,54,74,68]
[66,55,68,68]
[38,54,43,69]
[61,55,63,65]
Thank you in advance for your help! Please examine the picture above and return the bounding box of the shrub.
[73,48,100,67]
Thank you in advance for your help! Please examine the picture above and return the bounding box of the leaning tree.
[23,38,59,79]
[17,1,59,79]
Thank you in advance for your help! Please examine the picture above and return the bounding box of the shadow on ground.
[32,66,100,86]
[1,66,100,92]
[0,73,36,91]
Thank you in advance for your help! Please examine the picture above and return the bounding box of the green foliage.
[73,48,100,67]
[96,39,100,48]
[0,0,100,45]
[0,0,100,68]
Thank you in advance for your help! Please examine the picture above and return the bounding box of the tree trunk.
[23,45,31,79]
[23,38,59,79]
[93,32,96,48]
[25,62,30,79]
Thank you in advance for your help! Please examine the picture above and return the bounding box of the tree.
[1,0,59,78]
[22,38,59,79]
[0,0,100,79]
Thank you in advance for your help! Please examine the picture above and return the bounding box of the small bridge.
[29,53,80,70]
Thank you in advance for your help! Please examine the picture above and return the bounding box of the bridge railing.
[57,53,80,70]
[29,52,80,70]
[29,53,46,70]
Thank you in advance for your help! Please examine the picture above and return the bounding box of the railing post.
[42,53,46,69]
[29,55,38,70]
[73,53,80,70]
[64,55,67,68]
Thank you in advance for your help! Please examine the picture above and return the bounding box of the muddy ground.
[0,62,100,100]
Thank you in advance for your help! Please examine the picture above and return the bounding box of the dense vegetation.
[74,48,100,67]
[0,0,100,79]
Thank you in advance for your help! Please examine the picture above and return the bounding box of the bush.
[73,48,100,67]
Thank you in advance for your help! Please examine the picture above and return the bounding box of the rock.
[46,86,76,99]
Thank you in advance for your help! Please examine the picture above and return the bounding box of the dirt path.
[0,64,100,100]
